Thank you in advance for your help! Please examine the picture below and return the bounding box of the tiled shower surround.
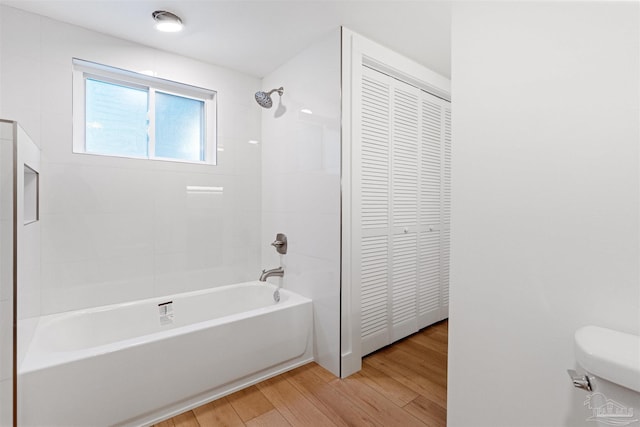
[0,5,263,317]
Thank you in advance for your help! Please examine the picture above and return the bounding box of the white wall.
[0,121,13,427]
[261,30,341,376]
[15,126,41,369]
[0,5,3,116]
[0,5,263,315]
[16,125,40,319]
[448,2,640,426]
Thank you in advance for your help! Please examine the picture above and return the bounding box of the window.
[73,58,216,164]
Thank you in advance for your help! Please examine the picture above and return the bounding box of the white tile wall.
[0,121,13,427]
[15,125,41,372]
[0,6,3,117]
[0,5,263,314]
[0,127,13,304]
[17,221,40,319]
[261,30,341,376]
[0,379,10,427]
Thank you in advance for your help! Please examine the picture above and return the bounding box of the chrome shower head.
[255,87,284,109]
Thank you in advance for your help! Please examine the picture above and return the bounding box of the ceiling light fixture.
[152,10,183,33]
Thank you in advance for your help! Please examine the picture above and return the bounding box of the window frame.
[72,58,217,165]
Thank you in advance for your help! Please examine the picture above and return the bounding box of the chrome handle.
[270,233,287,254]
[567,369,592,391]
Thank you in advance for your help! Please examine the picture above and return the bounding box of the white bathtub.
[19,282,313,426]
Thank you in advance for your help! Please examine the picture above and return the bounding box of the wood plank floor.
[154,320,447,427]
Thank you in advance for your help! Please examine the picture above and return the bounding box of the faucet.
[259,266,284,282]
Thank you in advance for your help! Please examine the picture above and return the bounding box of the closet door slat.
[392,87,419,228]
[441,107,452,312]
[361,74,390,230]
[390,233,418,340]
[420,99,442,228]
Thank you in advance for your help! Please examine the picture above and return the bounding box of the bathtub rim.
[19,281,309,374]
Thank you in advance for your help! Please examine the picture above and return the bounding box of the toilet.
[573,326,640,427]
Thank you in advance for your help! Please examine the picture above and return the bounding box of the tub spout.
[259,266,284,282]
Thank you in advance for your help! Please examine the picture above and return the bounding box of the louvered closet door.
[357,65,451,356]
[417,97,443,328]
[358,68,392,356]
[390,82,420,341]
[441,107,452,315]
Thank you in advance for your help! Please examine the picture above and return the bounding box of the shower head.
[255,87,284,109]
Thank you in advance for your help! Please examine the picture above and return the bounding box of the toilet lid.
[575,326,640,393]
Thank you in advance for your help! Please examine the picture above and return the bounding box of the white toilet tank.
[574,326,640,427]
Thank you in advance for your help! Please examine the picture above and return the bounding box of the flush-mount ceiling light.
[152,10,183,32]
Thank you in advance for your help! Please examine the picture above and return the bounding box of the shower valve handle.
[270,233,288,255]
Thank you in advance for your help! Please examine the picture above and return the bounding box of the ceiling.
[2,1,451,79]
